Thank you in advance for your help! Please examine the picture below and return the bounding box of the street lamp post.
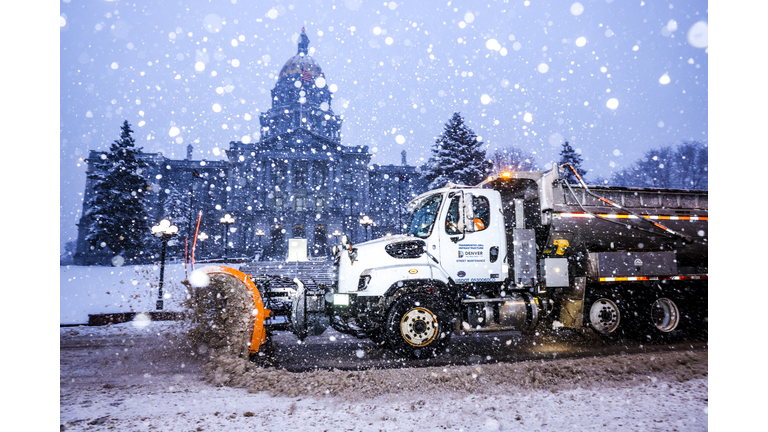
[220,213,235,263]
[197,232,208,262]
[398,175,403,234]
[359,215,373,241]
[151,219,179,311]
[332,229,342,244]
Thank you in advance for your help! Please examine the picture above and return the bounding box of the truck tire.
[385,293,451,358]
[633,295,687,342]
[628,280,708,342]
[585,297,623,337]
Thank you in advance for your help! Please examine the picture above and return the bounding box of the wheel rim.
[589,298,620,334]
[650,298,680,332]
[400,307,439,347]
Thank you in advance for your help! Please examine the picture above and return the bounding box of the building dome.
[259,28,341,143]
[279,53,324,80]
[278,29,325,82]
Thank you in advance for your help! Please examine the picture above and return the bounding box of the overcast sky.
[59,0,708,252]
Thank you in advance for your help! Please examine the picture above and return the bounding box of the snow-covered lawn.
[60,264,189,325]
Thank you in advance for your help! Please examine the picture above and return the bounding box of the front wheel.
[385,293,451,358]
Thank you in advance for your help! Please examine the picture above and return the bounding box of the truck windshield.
[406,194,443,238]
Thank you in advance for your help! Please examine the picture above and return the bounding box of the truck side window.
[445,197,461,235]
[445,196,490,234]
[473,196,490,232]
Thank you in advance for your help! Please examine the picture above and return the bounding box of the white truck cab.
[335,187,507,299]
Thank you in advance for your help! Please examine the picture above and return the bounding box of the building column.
[286,159,294,204]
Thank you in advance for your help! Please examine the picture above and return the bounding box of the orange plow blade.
[185,265,271,354]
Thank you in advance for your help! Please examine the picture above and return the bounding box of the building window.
[314,163,328,187]
[293,225,305,238]
[275,197,284,209]
[295,196,305,211]
[315,197,324,211]
[344,172,353,185]
[272,160,287,187]
[314,225,327,257]
[267,225,285,260]
[295,161,308,186]
[344,197,352,216]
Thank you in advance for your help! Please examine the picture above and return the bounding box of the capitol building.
[74,29,425,265]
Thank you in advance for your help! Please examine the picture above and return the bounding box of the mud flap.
[559,277,586,329]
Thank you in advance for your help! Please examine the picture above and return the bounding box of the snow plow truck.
[185,164,707,359]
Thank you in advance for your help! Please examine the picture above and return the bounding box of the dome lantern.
[298,27,310,56]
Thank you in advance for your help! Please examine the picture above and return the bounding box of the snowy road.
[266,325,708,372]
[60,321,708,431]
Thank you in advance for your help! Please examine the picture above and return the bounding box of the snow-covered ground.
[57,264,715,430]
[60,320,708,431]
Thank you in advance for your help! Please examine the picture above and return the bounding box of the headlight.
[333,293,350,306]
[341,235,349,247]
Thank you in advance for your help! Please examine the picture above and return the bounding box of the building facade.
[74,30,425,265]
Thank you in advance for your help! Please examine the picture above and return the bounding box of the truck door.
[438,191,505,284]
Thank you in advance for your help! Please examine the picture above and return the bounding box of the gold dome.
[278,54,324,80]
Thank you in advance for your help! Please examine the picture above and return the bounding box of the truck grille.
[385,240,425,259]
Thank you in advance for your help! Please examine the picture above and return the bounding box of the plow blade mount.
[185,265,271,355]
[290,278,330,340]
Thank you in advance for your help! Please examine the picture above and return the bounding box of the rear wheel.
[633,294,687,342]
[650,298,680,333]
[587,298,621,336]
[385,293,451,358]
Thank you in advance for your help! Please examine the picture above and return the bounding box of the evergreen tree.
[558,141,587,184]
[423,112,492,189]
[83,120,152,263]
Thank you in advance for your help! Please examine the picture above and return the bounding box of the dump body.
[490,169,708,283]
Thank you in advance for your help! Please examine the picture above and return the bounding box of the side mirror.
[462,192,476,233]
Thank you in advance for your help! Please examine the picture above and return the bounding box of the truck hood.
[337,234,432,294]
[352,234,416,249]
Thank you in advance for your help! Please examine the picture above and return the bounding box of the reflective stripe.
[669,275,708,280]
[599,275,708,282]
[600,277,652,282]
[556,212,707,221]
